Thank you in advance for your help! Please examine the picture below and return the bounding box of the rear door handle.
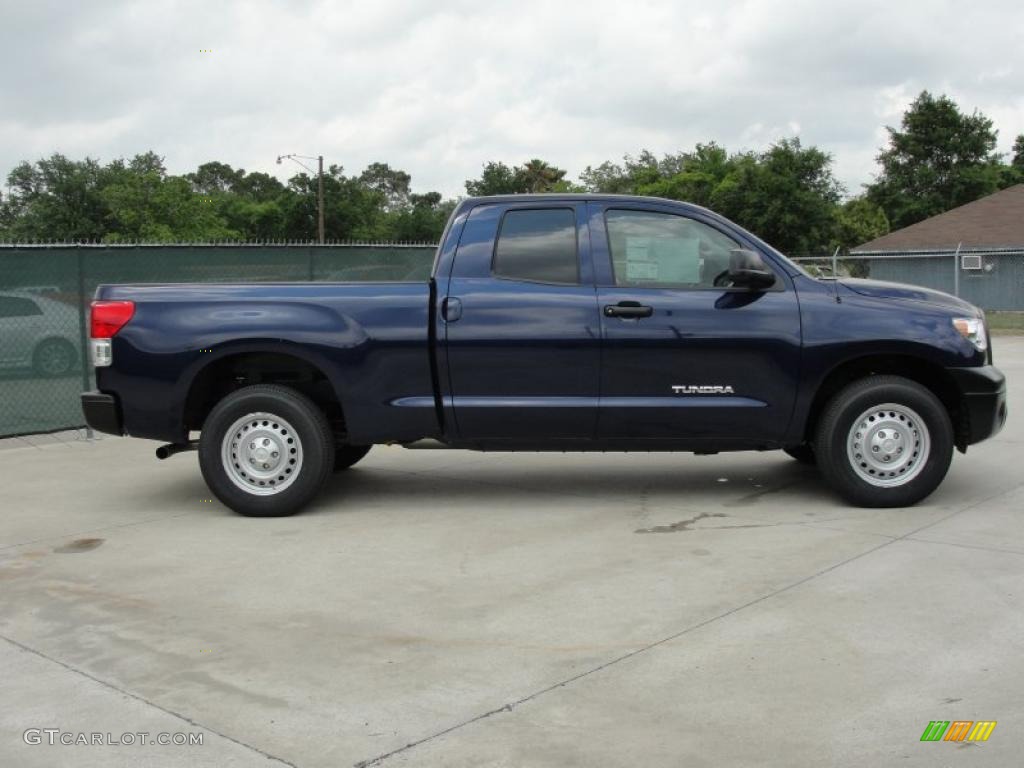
[604,301,653,319]
[442,296,463,322]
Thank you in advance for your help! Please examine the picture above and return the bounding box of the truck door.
[588,201,802,444]
[442,201,601,442]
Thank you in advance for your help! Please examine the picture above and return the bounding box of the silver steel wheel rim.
[221,412,303,496]
[846,402,930,487]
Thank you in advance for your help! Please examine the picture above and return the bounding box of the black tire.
[334,445,372,472]
[783,444,816,465]
[33,338,76,377]
[198,384,334,517]
[813,375,953,508]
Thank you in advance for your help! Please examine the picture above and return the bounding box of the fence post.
[953,242,962,297]
[76,248,94,439]
[308,246,315,281]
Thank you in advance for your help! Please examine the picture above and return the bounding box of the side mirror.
[728,249,775,290]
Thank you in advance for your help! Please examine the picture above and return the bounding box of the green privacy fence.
[0,243,437,437]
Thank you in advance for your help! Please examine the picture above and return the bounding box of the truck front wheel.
[813,376,953,508]
[198,384,335,517]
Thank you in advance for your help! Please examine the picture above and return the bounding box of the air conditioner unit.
[961,254,983,270]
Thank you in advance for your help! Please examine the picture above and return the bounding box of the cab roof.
[459,193,713,215]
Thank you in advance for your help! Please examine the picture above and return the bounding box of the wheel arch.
[802,354,966,451]
[182,349,348,443]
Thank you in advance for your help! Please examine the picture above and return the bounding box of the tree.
[185,164,287,239]
[280,165,393,241]
[465,161,527,196]
[711,138,843,253]
[1,152,456,243]
[866,91,1003,229]
[102,156,237,242]
[580,150,685,195]
[578,141,843,252]
[383,192,456,242]
[464,159,570,196]
[517,159,567,192]
[186,161,245,195]
[358,162,412,211]
[579,160,632,193]
[15,156,447,242]
[832,197,889,252]
[635,144,731,207]
[1001,134,1024,188]
[232,171,285,202]
[1,154,110,241]
[216,197,286,241]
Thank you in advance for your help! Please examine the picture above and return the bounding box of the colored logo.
[920,721,996,742]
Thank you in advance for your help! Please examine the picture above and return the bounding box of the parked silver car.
[0,291,80,376]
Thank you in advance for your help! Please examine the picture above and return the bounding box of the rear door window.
[493,208,578,284]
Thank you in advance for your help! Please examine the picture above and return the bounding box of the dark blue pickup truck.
[81,194,1007,516]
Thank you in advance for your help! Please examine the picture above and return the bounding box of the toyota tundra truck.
[80,194,1007,516]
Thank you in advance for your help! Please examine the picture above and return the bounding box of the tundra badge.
[672,385,736,394]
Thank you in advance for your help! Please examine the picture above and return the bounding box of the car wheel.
[783,444,816,465]
[198,384,334,517]
[334,445,371,472]
[33,338,76,377]
[814,375,953,508]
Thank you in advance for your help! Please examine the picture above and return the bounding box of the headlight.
[952,317,987,352]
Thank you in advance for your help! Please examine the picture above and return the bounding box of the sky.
[1,0,1022,199]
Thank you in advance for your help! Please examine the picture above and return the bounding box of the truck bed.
[93,281,439,444]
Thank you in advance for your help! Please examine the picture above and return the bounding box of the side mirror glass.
[728,249,775,290]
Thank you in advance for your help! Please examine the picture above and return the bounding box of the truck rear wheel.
[198,385,334,517]
[813,375,953,508]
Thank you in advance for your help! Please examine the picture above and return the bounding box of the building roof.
[853,184,1024,253]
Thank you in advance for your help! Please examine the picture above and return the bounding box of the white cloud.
[1,0,1022,198]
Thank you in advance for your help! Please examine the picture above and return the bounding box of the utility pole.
[953,241,962,297]
[317,155,324,245]
[277,153,326,243]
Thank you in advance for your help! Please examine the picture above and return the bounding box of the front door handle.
[604,301,653,319]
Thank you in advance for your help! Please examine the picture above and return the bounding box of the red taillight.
[90,300,135,338]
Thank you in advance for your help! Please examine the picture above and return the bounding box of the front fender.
[785,281,984,444]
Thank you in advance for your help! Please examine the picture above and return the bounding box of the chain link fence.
[792,248,1024,311]
[788,254,867,279]
[0,243,436,437]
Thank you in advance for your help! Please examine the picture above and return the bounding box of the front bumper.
[947,365,1007,446]
[81,391,123,436]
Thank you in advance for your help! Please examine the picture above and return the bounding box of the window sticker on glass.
[656,238,700,283]
[606,209,741,289]
[625,237,658,280]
